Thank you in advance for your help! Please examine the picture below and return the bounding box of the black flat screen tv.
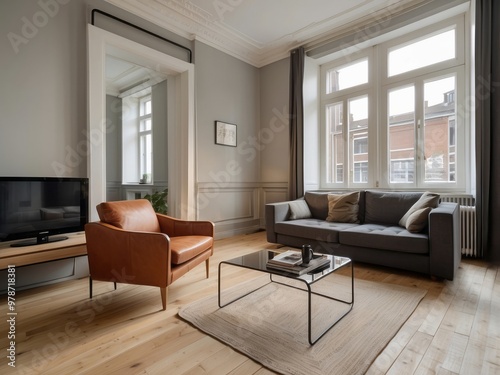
[0,177,89,247]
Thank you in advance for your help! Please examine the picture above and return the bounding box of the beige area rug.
[179,274,426,375]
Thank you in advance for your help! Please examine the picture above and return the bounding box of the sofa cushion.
[326,192,360,223]
[405,207,432,233]
[399,191,440,229]
[339,224,429,254]
[304,192,330,219]
[275,219,358,243]
[364,191,423,226]
[289,200,312,220]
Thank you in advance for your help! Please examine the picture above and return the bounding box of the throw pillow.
[289,200,312,220]
[399,191,440,228]
[406,207,432,233]
[326,191,360,223]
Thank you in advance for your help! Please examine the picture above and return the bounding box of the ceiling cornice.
[103,0,439,68]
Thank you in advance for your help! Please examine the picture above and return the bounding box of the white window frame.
[319,14,467,192]
[320,49,375,189]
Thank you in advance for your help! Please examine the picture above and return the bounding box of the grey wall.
[260,58,290,183]
[0,0,87,177]
[152,80,168,184]
[194,41,261,183]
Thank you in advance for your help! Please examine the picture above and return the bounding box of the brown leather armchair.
[84,199,214,310]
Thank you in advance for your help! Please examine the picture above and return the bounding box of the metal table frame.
[218,250,354,345]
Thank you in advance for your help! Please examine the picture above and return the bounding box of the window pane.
[388,29,455,76]
[140,133,152,178]
[349,96,368,184]
[388,86,415,183]
[140,119,152,132]
[326,102,344,183]
[391,160,414,183]
[326,59,368,94]
[424,76,456,182]
[353,162,368,183]
[140,97,152,116]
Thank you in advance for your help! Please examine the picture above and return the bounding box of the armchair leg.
[160,287,167,310]
[89,276,93,299]
[205,258,210,278]
[114,282,117,290]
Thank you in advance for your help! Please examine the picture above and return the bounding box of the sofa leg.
[114,282,117,290]
[205,259,210,278]
[160,287,167,310]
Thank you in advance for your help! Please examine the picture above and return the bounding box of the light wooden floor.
[1,231,499,374]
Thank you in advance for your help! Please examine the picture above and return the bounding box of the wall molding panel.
[197,181,288,239]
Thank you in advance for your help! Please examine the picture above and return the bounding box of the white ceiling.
[105,0,427,67]
[106,55,167,96]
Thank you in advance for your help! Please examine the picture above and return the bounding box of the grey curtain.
[475,0,500,262]
[289,47,305,200]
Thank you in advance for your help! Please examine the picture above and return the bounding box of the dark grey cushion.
[304,192,330,219]
[339,224,429,254]
[275,219,358,243]
[364,191,423,226]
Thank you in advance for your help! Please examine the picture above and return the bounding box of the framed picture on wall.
[215,121,237,147]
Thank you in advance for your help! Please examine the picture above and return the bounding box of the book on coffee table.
[267,250,302,267]
[267,255,331,275]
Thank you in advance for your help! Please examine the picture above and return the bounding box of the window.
[320,16,466,191]
[388,85,415,183]
[326,58,368,93]
[122,90,154,184]
[323,56,371,186]
[139,95,153,183]
[326,102,344,183]
[388,29,455,77]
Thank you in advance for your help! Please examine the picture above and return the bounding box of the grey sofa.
[265,190,461,280]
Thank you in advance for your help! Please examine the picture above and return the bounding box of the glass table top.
[220,249,352,283]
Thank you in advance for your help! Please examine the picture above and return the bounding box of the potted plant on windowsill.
[143,188,168,214]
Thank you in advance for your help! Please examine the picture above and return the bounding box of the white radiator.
[440,195,477,257]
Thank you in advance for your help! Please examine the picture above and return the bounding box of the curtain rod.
[91,9,193,64]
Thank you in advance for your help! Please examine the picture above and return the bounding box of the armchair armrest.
[428,202,461,280]
[85,222,171,287]
[156,214,214,237]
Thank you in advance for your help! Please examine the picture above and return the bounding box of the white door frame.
[87,25,196,220]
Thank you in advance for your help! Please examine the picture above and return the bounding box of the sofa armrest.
[265,201,293,243]
[428,202,461,280]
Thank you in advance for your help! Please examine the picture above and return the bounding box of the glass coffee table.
[218,249,354,345]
